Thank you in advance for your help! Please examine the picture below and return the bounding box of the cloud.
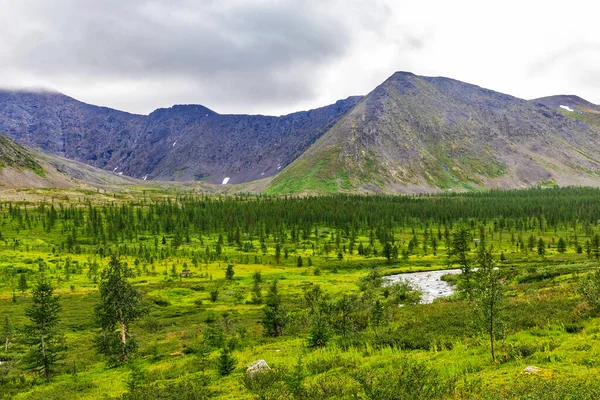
[0,0,401,114]
[2,0,596,114]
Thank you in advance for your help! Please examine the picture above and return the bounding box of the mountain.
[0,90,360,184]
[0,134,79,188]
[267,72,600,194]
[532,95,600,129]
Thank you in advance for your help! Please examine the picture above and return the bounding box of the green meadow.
[2,187,600,399]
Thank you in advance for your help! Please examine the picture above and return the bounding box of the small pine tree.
[261,280,287,337]
[126,357,145,393]
[287,355,306,397]
[447,226,473,298]
[18,273,28,293]
[225,264,235,280]
[370,300,385,329]
[217,346,236,376]
[196,340,211,385]
[251,272,262,304]
[307,312,331,348]
[210,288,219,302]
[537,238,546,256]
[557,237,567,254]
[275,243,281,264]
[23,276,62,381]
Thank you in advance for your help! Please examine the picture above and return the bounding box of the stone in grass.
[247,360,270,377]
[523,365,541,375]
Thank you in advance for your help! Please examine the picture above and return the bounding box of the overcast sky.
[0,0,598,115]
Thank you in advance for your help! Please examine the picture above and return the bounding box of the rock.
[523,365,541,375]
[246,360,270,377]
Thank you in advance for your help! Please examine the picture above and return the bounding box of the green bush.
[353,358,456,400]
[122,380,216,399]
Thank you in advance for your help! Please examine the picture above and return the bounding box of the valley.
[1,187,600,399]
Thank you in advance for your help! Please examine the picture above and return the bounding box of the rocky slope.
[267,72,600,194]
[0,134,78,189]
[0,90,360,184]
[532,95,600,129]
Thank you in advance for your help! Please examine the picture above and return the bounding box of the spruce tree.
[447,226,473,298]
[18,273,28,293]
[23,276,62,381]
[261,280,287,337]
[557,237,567,254]
[217,346,236,376]
[251,271,262,304]
[94,255,146,364]
[307,311,331,348]
[225,264,235,280]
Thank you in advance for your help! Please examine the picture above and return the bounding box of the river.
[384,269,462,304]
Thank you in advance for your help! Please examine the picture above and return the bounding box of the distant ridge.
[0,89,360,184]
[2,72,600,194]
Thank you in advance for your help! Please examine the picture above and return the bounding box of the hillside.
[267,72,600,194]
[0,134,80,189]
[0,90,360,184]
[533,95,600,129]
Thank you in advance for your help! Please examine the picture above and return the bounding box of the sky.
[0,0,598,116]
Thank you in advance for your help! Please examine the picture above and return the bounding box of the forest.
[2,186,600,399]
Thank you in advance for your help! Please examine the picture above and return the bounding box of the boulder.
[246,360,270,377]
[523,365,541,375]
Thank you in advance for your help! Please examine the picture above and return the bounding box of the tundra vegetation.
[1,187,600,398]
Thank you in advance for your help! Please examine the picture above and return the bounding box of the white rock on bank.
[246,360,270,377]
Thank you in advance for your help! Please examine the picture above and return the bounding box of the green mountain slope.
[267,72,600,194]
[0,134,102,189]
[0,134,46,176]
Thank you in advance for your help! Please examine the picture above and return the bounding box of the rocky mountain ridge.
[267,72,600,193]
[0,90,360,184]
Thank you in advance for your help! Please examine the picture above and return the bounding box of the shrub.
[353,358,456,400]
[564,323,584,333]
[122,380,216,399]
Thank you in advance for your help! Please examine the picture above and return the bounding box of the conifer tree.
[447,226,473,298]
[225,264,235,280]
[18,273,28,293]
[261,280,287,337]
[217,346,236,376]
[251,271,262,304]
[23,276,62,381]
[94,255,146,364]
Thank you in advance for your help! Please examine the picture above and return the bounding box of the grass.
[1,188,600,398]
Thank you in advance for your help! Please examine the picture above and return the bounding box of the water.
[384,269,461,304]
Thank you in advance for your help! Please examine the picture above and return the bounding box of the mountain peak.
[533,95,598,109]
[267,72,600,194]
[149,104,218,119]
